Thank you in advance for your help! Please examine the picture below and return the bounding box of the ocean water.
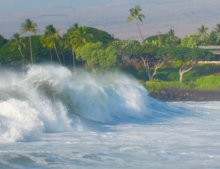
[0,65,219,169]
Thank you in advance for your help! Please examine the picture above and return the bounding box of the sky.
[0,0,156,13]
[0,0,117,13]
[0,0,220,40]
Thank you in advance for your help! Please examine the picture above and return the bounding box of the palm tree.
[157,31,162,47]
[42,25,63,65]
[10,33,26,74]
[68,22,79,33]
[168,29,175,36]
[127,5,145,41]
[40,34,53,64]
[166,29,175,47]
[198,25,208,39]
[72,27,93,47]
[215,24,220,35]
[59,23,79,67]
[63,31,77,71]
[64,26,93,71]
[20,19,39,64]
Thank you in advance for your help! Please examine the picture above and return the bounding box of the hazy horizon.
[1,0,220,41]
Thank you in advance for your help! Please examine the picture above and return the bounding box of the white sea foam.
[0,65,219,168]
[0,65,153,143]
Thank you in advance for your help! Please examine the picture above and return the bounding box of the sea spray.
[0,65,155,143]
[0,66,216,168]
[0,66,72,143]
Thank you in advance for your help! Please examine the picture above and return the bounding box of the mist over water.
[0,65,219,168]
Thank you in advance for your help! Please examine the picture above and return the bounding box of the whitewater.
[0,65,219,168]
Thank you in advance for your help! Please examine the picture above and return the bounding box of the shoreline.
[149,87,220,102]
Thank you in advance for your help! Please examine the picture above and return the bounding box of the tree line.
[0,5,219,82]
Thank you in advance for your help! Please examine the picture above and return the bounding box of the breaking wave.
[0,65,184,143]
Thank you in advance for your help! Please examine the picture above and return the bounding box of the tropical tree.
[165,29,181,47]
[157,47,215,82]
[127,5,145,41]
[63,32,77,71]
[72,26,93,68]
[126,43,164,81]
[84,27,114,45]
[199,32,220,46]
[111,40,140,58]
[40,32,53,64]
[145,40,159,46]
[68,22,79,33]
[157,31,162,47]
[76,42,119,74]
[20,19,39,64]
[0,34,7,49]
[198,25,208,39]
[72,27,93,47]
[63,23,80,71]
[168,29,175,37]
[215,24,220,35]
[145,33,180,47]
[181,33,200,48]
[41,25,62,65]
[10,33,26,74]
[167,29,175,44]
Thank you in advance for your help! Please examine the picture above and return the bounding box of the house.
[198,46,220,63]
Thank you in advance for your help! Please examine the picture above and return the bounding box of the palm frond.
[127,16,133,24]
[129,8,134,15]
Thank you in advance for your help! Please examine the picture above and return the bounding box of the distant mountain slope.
[0,0,220,41]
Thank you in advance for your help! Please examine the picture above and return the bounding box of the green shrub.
[145,81,166,94]
[120,65,138,76]
[194,75,220,90]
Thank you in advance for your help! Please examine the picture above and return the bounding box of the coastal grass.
[145,81,166,94]
[194,75,220,90]
[145,75,220,93]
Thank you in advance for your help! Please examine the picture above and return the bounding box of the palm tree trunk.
[54,45,62,65]
[50,47,53,65]
[29,31,33,64]
[135,18,144,41]
[19,49,24,75]
[59,46,65,66]
[61,50,65,66]
[72,47,75,72]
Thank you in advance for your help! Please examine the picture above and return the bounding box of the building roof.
[199,46,220,49]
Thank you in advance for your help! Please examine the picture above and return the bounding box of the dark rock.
[149,87,220,102]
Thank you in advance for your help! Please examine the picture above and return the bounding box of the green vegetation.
[20,19,39,64]
[194,75,220,90]
[145,81,166,94]
[145,30,181,47]
[0,5,220,93]
[126,43,163,81]
[41,24,63,65]
[156,47,215,82]
[10,33,25,74]
[145,75,220,93]
[84,27,114,45]
[0,35,7,49]
[0,35,72,67]
[76,42,119,74]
